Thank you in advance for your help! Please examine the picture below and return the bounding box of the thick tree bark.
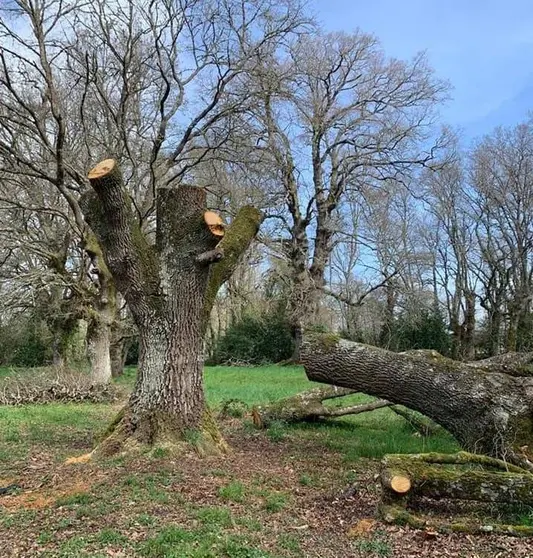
[301,334,533,471]
[80,159,262,454]
[380,452,533,536]
[471,351,533,376]
[110,332,131,378]
[381,453,533,504]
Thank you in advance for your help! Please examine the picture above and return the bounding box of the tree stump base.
[90,405,229,459]
[379,452,533,536]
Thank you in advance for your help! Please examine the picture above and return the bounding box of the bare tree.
[422,146,478,359]
[470,121,533,353]
[243,31,448,359]
[0,0,308,392]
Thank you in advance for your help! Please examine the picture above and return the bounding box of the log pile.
[380,451,533,536]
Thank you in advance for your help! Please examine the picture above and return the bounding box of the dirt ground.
[1,418,533,558]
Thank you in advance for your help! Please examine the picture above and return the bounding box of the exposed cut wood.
[380,452,533,536]
[88,158,116,179]
[204,210,225,237]
[386,473,411,494]
[382,453,533,505]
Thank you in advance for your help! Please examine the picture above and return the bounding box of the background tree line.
[0,0,531,373]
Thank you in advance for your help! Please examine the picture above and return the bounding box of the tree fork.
[77,159,262,458]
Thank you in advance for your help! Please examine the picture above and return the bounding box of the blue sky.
[312,0,533,139]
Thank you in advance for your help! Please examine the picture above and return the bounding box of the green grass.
[204,365,310,406]
[0,365,458,472]
[0,363,462,557]
[116,364,312,406]
[121,365,458,459]
[139,525,278,558]
[0,366,13,379]
[218,480,246,503]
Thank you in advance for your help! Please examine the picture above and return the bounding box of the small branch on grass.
[253,385,392,427]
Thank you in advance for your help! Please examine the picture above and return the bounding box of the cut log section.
[204,211,225,237]
[381,469,411,494]
[379,452,533,536]
[382,453,533,504]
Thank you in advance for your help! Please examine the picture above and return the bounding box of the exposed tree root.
[79,404,229,460]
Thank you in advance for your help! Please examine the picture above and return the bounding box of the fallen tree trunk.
[301,334,533,470]
[252,386,391,427]
[470,352,533,377]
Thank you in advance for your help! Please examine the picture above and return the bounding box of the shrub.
[209,310,293,365]
[0,317,52,367]
[385,306,452,356]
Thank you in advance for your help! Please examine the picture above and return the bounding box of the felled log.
[379,452,533,536]
[301,334,533,470]
[381,452,533,504]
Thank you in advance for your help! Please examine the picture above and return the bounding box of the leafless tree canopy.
[0,0,531,371]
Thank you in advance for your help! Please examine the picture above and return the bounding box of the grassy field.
[1,365,527,557]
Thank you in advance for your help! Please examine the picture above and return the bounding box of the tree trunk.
[301,334,533,471]
[110,334,130,378]
[462,290,476,360]
[85,271,116,384]
[290,323,303,363]
[126,319,207,443]
[80,159,262,455]
[50,318,85,369]
[86,317,112,384]
[487,308,502,357]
